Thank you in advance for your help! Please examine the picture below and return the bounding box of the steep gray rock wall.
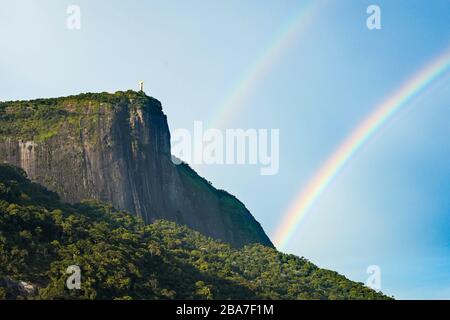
[0,91,273,247]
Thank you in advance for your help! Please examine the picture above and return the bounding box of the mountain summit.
[0,91,272,247]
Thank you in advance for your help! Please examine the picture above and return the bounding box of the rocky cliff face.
[0,91,272,247]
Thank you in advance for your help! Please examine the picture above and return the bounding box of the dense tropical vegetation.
[0,164,390,300]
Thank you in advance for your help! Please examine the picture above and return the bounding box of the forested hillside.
[0,164,390,300]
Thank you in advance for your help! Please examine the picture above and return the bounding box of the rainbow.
[208,0,322,128]
[273,47,450,250]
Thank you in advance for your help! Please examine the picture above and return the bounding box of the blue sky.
[1,0,449,299]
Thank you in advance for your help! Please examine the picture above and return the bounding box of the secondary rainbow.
[208,0,322,128]
[273,47,450,250]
